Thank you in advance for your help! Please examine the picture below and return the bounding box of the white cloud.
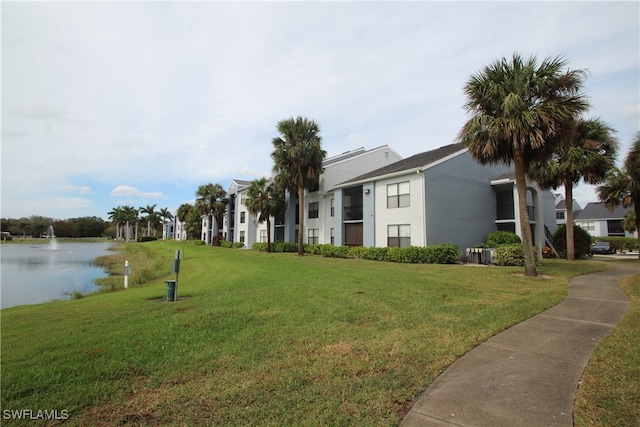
[109,185,166,199]
[1,1,637,219]
[62,185,93,194]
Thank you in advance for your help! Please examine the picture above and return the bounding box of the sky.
[2,1,639,221]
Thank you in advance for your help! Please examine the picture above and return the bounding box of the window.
[260,230,267,242]
[239,230,245,243]
[308,202,319,219]
[308,228,319,244]
[240,194,246,204]
[330,199,334,217]
[388,224,411,247]
[330,228,335,245]
[582,222,595,231]
[556,211,565,220]
[387,181,410,208]
[240,211,246,223]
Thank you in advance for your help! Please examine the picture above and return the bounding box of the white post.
[124,260,130,289]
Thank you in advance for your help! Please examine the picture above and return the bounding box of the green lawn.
[574,268,640,427]
[1,242,608,426]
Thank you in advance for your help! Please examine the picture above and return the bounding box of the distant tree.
[529,117,617,260]
[459,53,589,276]
[271,116,326,256]
[598,132,640,258]
[121,206,138,242]
[622,211,637,235]
[244,177,285,252]
[195,183,228,245]
[159,207,174,239]
[140,204,158,237]
[108,207,125,240]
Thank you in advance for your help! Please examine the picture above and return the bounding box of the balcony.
[344,205,363,221]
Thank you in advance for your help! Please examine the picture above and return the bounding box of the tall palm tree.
[459,54,589,276]
[597,132,640,258]
[271,116,326,256]
[195,183,228,245]
[107,206,125,240]
[244,177,285,253]
[140,204,158,237]
[529,118,617,260]
[176,203,193,240]
[120,205,138,242]
[159,207,174,239]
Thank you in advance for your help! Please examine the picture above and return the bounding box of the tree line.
[1,215,109,238]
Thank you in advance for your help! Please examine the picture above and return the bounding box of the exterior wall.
[234,189,257,248]
[424,153,511,251]
[374,173,425,247]
[323,146,401,192]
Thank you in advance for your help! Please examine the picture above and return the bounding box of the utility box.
[166,280,177,301]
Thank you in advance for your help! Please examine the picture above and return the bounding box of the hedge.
[590,236,638,252]
[252,242,460,264]
[493,243,539,266]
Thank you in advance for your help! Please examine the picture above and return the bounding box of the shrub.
[320,245,349,258]
[252,242,267,251]
[485,230,521,247]
[193,240,206,246]
[272,242,298,253]
[553,224,592,259]
[493,243,526,266]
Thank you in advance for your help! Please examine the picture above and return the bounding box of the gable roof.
[574,202,634,220]
[337,143,466,186]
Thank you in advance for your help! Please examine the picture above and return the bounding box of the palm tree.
[271,116,326,256]
[140,204,157,237]
[176,203,193,240]
[159,207,174,239]
[459,54,589,276]
[529,118,617,260]
[597,132,640,258]
[108,206,125,240]
[195,183,228,245]
[244,177,285,252]
[121,205,138,242]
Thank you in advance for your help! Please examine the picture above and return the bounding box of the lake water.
[0,242,114,309]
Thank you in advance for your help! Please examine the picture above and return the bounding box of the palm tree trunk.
[266,218,272,253]
[514,151,538,277]
[297,186,305,256]
[564,179,575,261]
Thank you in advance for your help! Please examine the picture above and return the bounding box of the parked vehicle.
[591,242,616,255]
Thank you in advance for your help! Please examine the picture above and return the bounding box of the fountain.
[46,225,59,250]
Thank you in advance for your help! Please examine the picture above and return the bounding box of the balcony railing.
[344,205,363,221]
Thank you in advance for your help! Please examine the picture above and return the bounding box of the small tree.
[553,224,592,259]
[598,132,640,259]
[244,178,285,253]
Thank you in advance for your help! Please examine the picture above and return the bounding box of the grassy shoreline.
[0,242,620,425]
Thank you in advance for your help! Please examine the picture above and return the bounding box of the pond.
[0,242,114,309]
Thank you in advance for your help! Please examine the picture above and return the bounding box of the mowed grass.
[574,268,640,427]
[1,242,607,426]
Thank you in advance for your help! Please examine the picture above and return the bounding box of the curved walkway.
[400,263,638,427]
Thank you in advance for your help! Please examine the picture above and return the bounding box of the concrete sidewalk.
[400,263,638,427]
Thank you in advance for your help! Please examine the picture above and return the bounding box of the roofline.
[334,148,467,189]
[418,148,468,172]
[323,145,402,169]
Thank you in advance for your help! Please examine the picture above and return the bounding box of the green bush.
[272,242,298,253]
[321,245,349,258]
[193,240,206,246]
[486,230,521,247]
[252,242,267,251]
[553,224,592,259]
[493,243,526,266]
